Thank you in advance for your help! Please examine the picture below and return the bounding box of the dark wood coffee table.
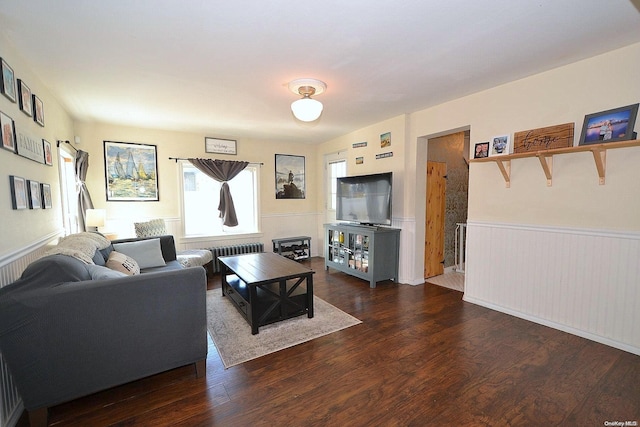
[218,252,314,334]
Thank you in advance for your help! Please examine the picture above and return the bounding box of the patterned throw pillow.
[134,218,166,238]
[106,251,141,275]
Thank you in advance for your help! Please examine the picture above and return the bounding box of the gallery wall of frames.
[1,55,54,211]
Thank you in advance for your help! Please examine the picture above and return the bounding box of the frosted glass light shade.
[291,97,323,122]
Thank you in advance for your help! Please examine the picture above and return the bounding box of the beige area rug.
[206,291,362,369]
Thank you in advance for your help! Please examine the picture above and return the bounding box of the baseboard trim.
[463,295,640,356]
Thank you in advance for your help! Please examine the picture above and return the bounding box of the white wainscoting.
[464,221,640,355]
[0,232,61,427]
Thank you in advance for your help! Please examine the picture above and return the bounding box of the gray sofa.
[0,234,207,427]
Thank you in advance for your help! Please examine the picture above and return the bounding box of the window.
[181,162,259,236]
[327,159,346,211]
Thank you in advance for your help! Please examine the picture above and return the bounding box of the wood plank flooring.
[16,257,640,426]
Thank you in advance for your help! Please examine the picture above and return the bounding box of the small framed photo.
[9,175,27,210]
[490,135,511,156]
[32,94,45,126]
[1,111,16,152]
[205,137,237,155]
[41,183,52,209]
[1,58,16,103]
[380,132,391,148]
[43,139,53,165]
[579,103,639,145]
[474,142,489,158]
[18,79,33,117]
[27,180,41,209]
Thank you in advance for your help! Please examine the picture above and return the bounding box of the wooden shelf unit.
[470,139,640,187]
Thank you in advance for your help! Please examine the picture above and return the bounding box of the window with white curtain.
[181,162,259,236]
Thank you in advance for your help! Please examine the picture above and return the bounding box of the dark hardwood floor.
[17,257,640,426]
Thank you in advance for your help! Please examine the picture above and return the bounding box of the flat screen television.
[336,172,392,226]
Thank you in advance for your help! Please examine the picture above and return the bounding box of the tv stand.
[324,223,400,288]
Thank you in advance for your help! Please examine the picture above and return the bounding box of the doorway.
[424,131,469,280]
[58,147,79,235]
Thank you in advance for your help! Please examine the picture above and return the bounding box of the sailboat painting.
[104,141,159,201]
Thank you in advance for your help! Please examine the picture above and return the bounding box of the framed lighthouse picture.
[104,141,159,201]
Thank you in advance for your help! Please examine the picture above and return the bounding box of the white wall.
[407,42,640,354]
[0,33,75,259]
[74,121,321,253]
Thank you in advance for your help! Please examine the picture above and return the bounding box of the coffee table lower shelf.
[223,275,312,334]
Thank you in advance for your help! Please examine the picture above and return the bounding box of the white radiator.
[464,221,640,355]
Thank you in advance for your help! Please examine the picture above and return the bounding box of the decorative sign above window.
[205,137,237,155]
[513,123,574,153]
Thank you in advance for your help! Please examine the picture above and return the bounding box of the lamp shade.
[85,209,106,228]
[291,97,323,122]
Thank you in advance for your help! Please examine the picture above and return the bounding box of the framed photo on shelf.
[18,79,33,116]
[9,175,27,210]
[490,135,510,156]
[32,94,45,126]
[27,179,41,209]
[275,154,305,199]
[1,111,16,152]
[579,103,639,145]
[474,142,489,158]
[205,137,237,155]
[1,58,16,103]
[104,140,159,201]
[41,183,52,209]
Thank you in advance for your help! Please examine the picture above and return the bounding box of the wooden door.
[425,161,446,278]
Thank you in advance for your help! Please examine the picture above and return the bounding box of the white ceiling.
[1,0,639,144]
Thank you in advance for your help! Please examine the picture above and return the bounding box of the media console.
[324,223,400,288]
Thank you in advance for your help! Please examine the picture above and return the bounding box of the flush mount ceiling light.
[288,78,327,122]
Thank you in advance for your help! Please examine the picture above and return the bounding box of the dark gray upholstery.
[0,235,207,424]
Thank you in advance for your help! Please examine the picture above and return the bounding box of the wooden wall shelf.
[470,139,640,187]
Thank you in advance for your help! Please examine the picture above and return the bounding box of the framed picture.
[27,179,41,209]
[381,132,391,148]
[17,79,33,116]
[41,183,52,209]
[474,142,489,158]
[9,175,27,210]
[1,58,16,103]
[43,139,53,165]
[104,140,159,201]
[205,137,237,155]
[16,133,45,164]
[490,135,511,156]
[32,94,44,126]
[1,111,16,152]
[275,154,305,199]
[579,103,639,145]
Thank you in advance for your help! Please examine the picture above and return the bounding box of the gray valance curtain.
[75,150,95,232]
[188,159,249,227]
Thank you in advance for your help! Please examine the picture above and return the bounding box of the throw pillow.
[112,238,166,269]
[134,219,167,238]
[106,251,141,276]
[86,264,128,280]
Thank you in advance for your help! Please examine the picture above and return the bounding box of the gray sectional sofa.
[0,233,207,427]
